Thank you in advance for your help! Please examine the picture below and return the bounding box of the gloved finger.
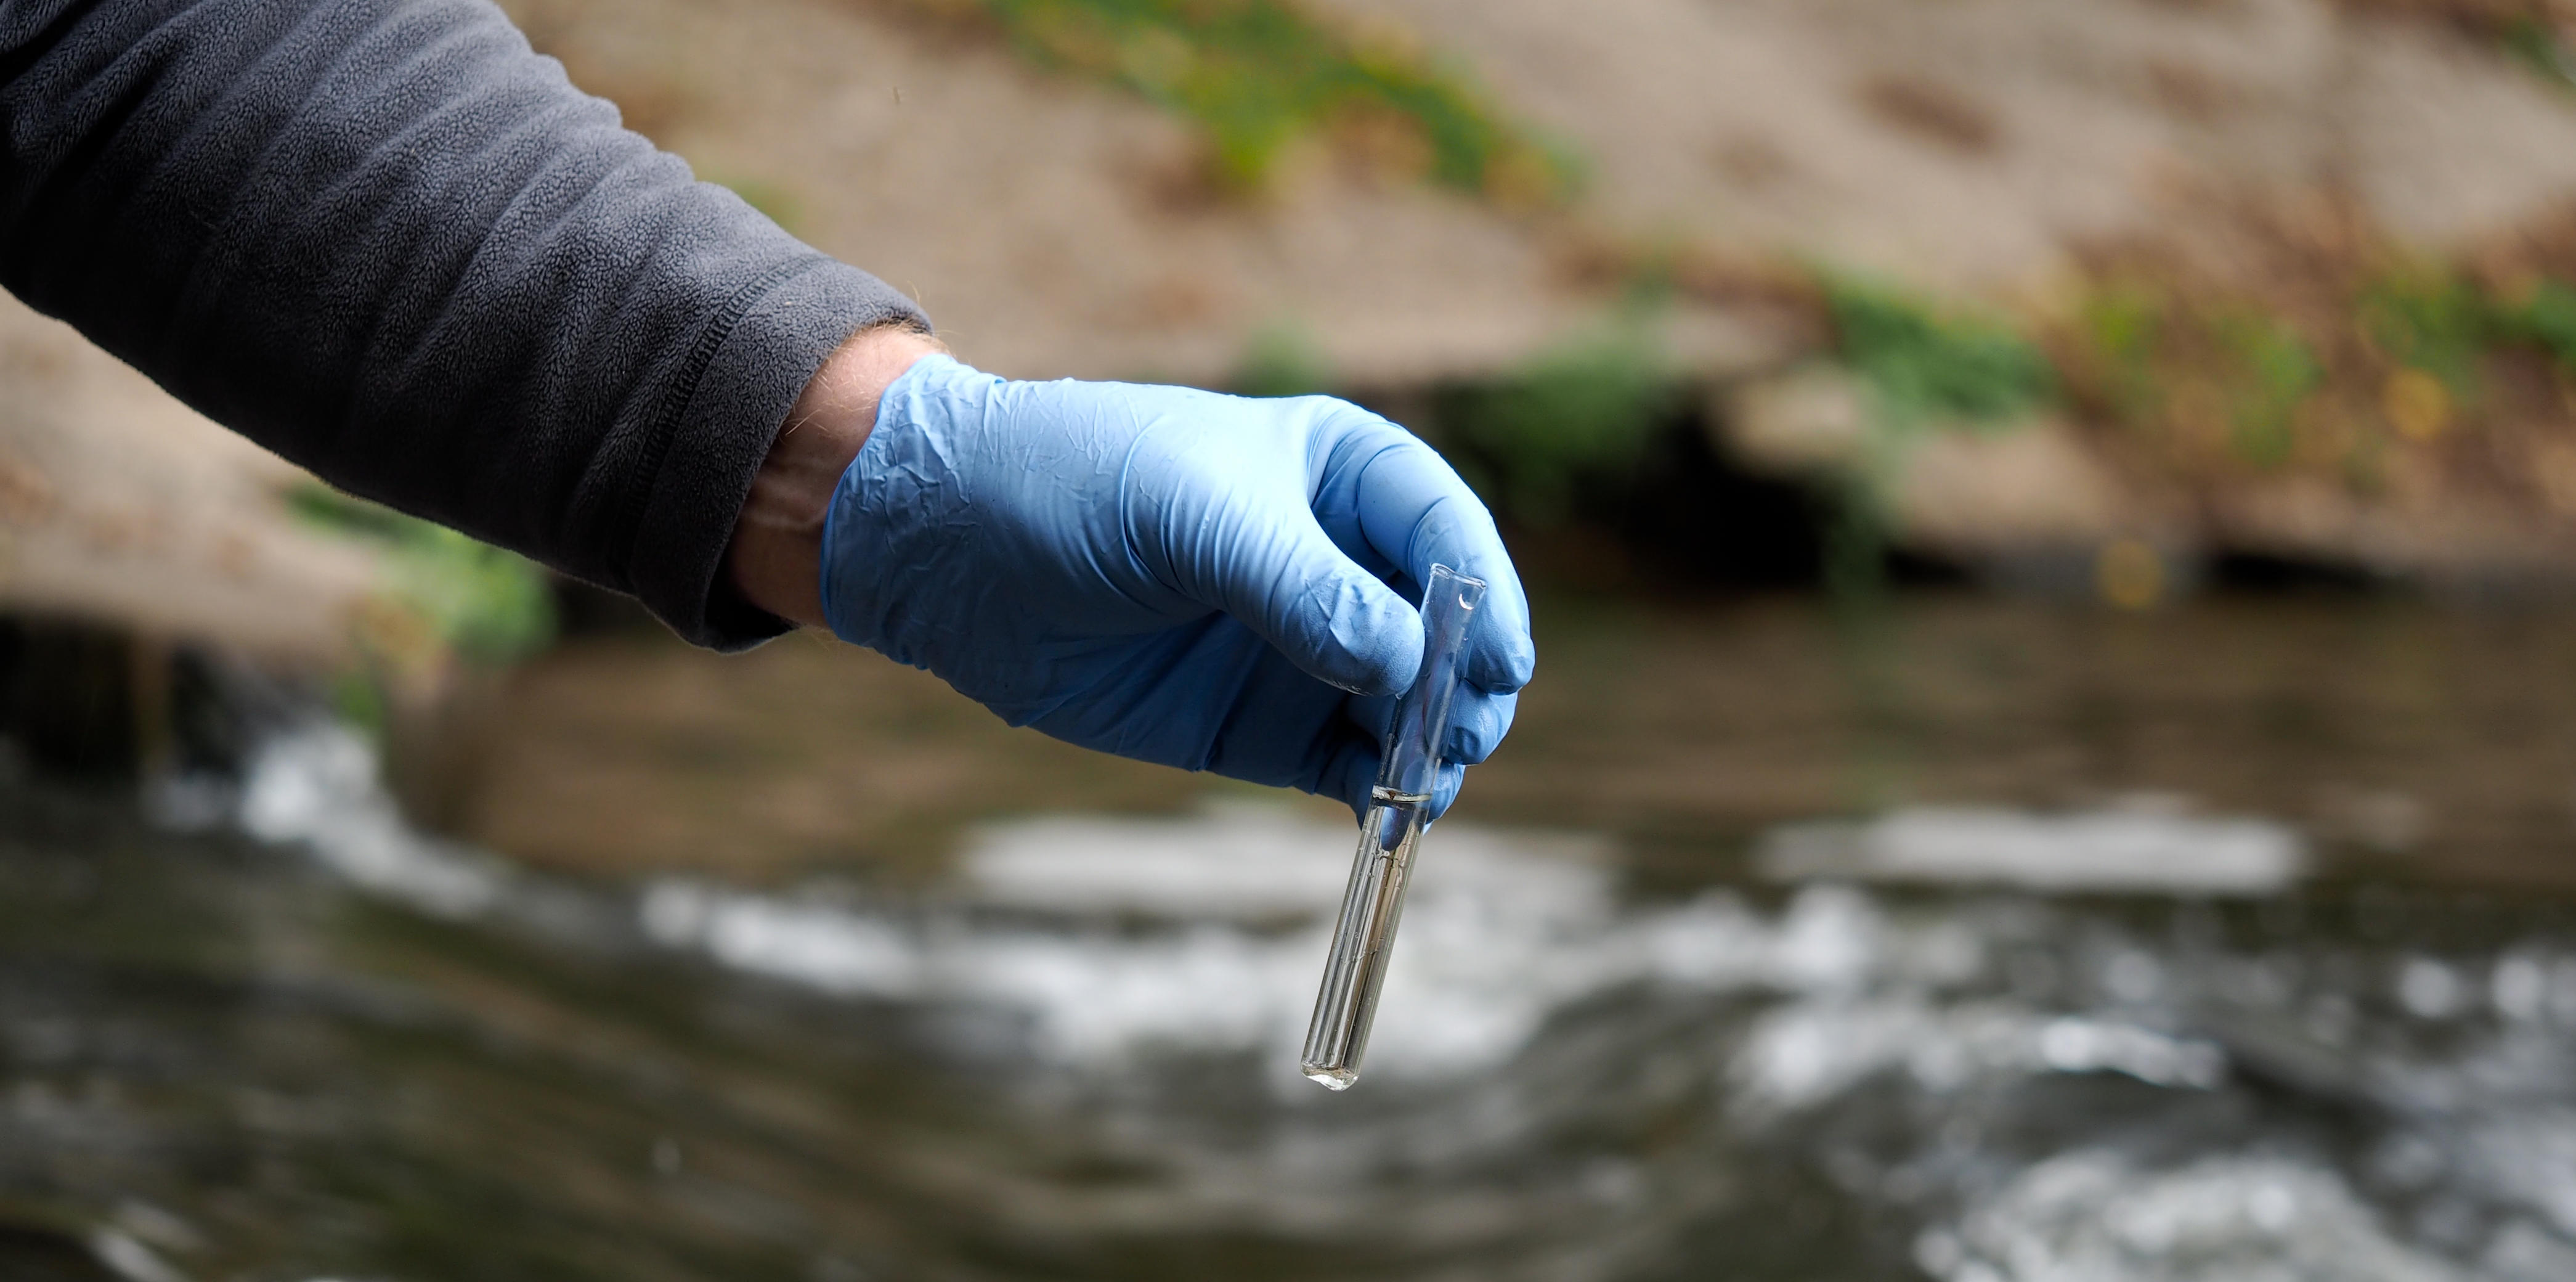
[1343,688,1397,749]
[1168,490,1423,698]
[1315,738,1466,823]
[1424,762,1466,823]
[1313,732,1384,818]
[1330,627,1510,766]
[1444,687,1518,766]
[1335,423,1537,695]
[1246,515,1424,698]
[1324,682,1503,788]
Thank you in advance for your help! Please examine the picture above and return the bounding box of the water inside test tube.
[1301,565,1485,1090]
[1302,788,1429,1090]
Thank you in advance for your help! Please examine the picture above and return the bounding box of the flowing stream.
[4,595,2576,1281]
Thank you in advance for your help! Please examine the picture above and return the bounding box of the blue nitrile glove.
[819,354,1534,819]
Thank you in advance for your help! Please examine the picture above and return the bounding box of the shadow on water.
[6,593,2576,1279]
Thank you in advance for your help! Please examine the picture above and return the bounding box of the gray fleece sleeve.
[0,0,928,648]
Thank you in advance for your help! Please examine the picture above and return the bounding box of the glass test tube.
[1301,563,1488,1090]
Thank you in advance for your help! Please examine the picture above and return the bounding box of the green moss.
[975,0,1573,198]
[289,485,557,666]
[1822,277,2056,428]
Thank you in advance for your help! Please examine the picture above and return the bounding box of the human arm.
[1,0,1534,807]
[725,326,941,629]
[0,0,924,646]
[725,330,1535,816]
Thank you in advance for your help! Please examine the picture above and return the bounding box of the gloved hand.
[819,354,1534,819]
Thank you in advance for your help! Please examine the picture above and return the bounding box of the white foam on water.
[2036,1016,2227,1089]
[962,807,1355,918]
[951,925,1311,1064]
[1759,804,2305,895]
[660,807,1663,1079]
[217,740,2576,1278]
[1920,1152,2471,1282]
[88,1228,187,1282]
[638,882,920,998]
[637,810,1627,1077]
[2463,1110,2576,1239]
[2486,1219,2576,1282]
[632,809,2237,1092]
[224,737,2304,1096]
[237,724,502,918]
[1733,997,2224,1114]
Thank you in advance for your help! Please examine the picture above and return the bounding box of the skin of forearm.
[726,324,943,627]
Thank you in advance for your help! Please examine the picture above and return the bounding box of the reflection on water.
[6,712,2576,1280]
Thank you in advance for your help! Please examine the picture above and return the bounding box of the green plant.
[1445,327,1680,526]
[715,176,802,234]
[2214,310,2323,467]
[1796,277,2054,614]
[2503,15,2576,91]
[289,485,557,666]
[2498,279,2576,372]
[1232,321,1333,398]
[973,0,1574,197]
[2360,267,2487,391]
[331,666,391,737]
[2072,282,2166,423]
[1822,277,2056,428]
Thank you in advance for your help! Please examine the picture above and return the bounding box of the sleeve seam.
[603,250,822,586]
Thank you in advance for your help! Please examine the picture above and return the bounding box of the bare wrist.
[725,324,940,629]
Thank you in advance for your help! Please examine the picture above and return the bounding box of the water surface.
[6,594,2576,1281]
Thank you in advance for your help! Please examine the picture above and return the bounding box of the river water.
[4,594,2576,1281]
